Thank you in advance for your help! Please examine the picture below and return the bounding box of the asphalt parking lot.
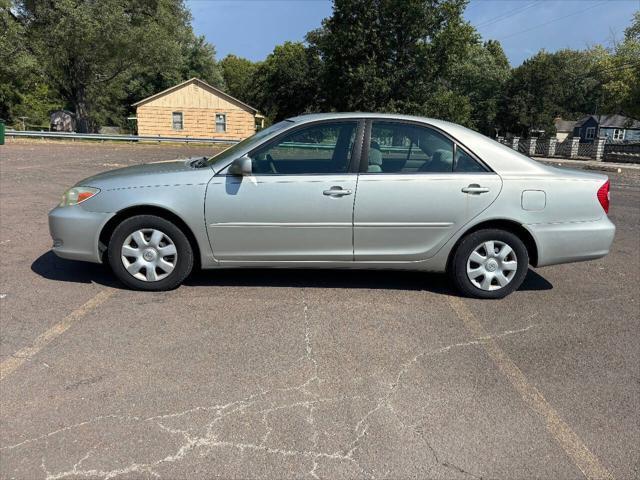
[1,140,638,480]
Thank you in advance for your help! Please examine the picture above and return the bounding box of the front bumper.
[525,215,616,267]
[48,206,115,263]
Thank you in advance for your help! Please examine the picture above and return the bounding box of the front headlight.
[59,186,100,207]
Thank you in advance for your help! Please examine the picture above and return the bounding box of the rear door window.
[367,122,454,173]
[366,121,488,173]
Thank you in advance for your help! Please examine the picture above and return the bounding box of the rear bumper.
[525,216,616,267]
[48,206,114,263]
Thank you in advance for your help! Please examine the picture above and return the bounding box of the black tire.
[108,215,194,291]
[449,229,529,299]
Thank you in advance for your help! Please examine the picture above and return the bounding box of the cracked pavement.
[1,141,639,479]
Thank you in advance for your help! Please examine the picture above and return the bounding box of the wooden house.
[133,78,264,140]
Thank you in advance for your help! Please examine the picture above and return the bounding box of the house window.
[216,113,226,133]
[172,112,183,130]
[585,127,595,140]
[613,129,624,140]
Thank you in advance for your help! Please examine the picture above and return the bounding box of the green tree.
[252,41,320,121]
[0,1,61,127]
[220,55,259,104]
[498,12,639,136]
[624,10,640,41]
[594,12,640,118]
[308,0,477,122]
[501,49,602,136]
[449,40,511,134]
[181,35,225,88]
[13,0,222,132]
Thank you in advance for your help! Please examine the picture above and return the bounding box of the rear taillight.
[597,180,610,214]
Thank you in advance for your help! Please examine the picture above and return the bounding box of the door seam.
[351,174,360,261]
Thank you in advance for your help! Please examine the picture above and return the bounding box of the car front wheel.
[108,215,194,291]
[450,229,529,299]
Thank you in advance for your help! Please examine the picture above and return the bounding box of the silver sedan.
[48,113,615,298]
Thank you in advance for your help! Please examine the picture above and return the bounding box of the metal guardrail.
[4,130,445,157]
[5,130,240,144]
[5,131,423,153]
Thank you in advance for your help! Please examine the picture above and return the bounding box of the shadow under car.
[32,250,553,295]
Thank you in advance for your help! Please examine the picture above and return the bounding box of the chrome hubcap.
[121,229,177,282]
[466,240,518,291]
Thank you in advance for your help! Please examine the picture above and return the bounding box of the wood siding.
[136,82,256,139]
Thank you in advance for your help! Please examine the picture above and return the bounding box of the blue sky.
[187,0,639,66]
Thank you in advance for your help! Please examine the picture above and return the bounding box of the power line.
[475,3,537,28]
[571,61,640,82]
[498,1,608,40]
[474,2,539,29]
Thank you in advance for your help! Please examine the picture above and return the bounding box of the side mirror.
[228,155,252,176]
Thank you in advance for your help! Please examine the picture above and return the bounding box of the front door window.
[249,122,358,174]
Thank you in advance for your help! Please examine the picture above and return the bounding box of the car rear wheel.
[108,215,193,291]
[450,229,529,299]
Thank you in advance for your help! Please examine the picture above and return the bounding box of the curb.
[537,159,640,175]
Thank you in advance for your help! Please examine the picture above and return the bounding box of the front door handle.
[462,184,490,194]
[323,187,353,197]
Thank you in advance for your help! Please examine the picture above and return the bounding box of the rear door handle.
[323,187,352,197]
[462,184,490,194]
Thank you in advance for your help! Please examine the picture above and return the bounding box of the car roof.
[287,113,549,174]
[289,112,440,122]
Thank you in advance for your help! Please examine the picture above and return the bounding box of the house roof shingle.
[132,77,258,113]
[554,118,576,132]
[574,114,640,129]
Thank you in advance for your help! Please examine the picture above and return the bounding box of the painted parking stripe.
[0,289,115,381]
[447,296,614,480]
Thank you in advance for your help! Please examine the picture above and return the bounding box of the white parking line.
[447,296,614,480]
[0,289,115,381]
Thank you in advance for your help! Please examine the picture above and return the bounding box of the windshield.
[206,120,294,167]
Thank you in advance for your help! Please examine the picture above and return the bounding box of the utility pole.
[18,116,29,131]
[594,89,605,139]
